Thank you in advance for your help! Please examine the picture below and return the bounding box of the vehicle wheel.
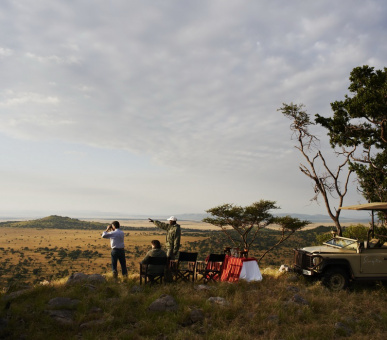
[322,268,349,291]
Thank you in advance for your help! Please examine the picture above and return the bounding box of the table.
[220,256,262,282]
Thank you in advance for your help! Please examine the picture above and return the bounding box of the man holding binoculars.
[101,221,128,278]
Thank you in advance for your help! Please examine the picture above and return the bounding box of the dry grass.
[1,270,386,339]
[0,227,207,288]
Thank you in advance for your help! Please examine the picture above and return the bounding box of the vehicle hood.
[301,245,346,254]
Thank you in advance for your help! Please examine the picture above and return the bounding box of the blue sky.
[0,0,386,218]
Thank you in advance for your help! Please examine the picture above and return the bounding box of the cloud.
[0,0,386,215]
[0,47,13,57]
[25,52,81,65]
[0,91,59,106]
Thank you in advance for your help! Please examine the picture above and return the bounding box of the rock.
[87,274,106,284]
[46,310,74,325]
[47,297,80,309]
[279,265,290,272]
[207,297,229,306]
[79,319,106,329]
[148,295,178,312]
[189,309,204,323]
[82,284,97,291]
[2,289,31,302]
[292,294,309,305]
[66,272,106,285]
[335,322,353,337]
[181,308,205,326]
[66,272,88,284]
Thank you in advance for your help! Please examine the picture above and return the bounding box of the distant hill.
[0,215,106,230]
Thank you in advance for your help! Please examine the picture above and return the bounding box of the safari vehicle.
[293,203,387,290]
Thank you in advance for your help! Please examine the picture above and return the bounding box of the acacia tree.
[203,200,309,261]
[258,216,310,263]
[315,65,387,223]
[279,103,355,236]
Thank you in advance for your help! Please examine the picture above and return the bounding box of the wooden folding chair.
[203,253,225,283]
[139,256,168,285]
[171,252,198,282]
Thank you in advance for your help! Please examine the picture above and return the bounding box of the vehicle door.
[360,249,387,274]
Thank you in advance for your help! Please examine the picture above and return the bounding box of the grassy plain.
[0,224,208,289]
[0,218,368,290]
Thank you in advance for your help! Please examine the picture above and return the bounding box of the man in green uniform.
[148,216,181,260]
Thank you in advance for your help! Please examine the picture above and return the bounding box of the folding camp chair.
[202,253,225,283]
[139,256,168,285]
[171,252,198,282]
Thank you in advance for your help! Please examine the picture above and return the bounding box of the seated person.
[141,240,167,278]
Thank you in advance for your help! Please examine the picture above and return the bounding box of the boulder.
[66,272,88,284]
[46,309,74,325]
[66,273,106,285]
[79,319,106,329]
[47,297,80,309]
[181,308,205,326]
[2,288,31,302]
[189,309,205,323]
[87,274,106,284]
[148,295,178,312]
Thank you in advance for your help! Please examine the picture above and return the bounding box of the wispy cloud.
[0,0,386,215]
[25,52,81,65]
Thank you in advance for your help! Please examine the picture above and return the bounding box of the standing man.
[148,216,181,260]
[101,221,128,278]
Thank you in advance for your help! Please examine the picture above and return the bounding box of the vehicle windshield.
[324,237,357,249]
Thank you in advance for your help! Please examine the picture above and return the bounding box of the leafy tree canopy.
[203,201,309,262]
[315,65,387,207]
[316,65,387,149]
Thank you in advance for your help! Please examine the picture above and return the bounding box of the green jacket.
[141,248,167,276]
[153,221,181,258]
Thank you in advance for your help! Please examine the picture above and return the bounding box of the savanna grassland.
[0,224,207,289]
[1,217,387,339]
[0,215,332,289]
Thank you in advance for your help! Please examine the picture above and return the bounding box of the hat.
[167,216,177,221]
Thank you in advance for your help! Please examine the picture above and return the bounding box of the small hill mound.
[0,215,106,230]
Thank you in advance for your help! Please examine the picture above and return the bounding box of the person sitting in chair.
[141,240,167,279]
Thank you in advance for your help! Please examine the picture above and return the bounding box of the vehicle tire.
[322,268,349,291]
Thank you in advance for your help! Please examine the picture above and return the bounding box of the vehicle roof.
[339,202,387,212]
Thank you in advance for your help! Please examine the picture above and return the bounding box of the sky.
[0,0,386,219]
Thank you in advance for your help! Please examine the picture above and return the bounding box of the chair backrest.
[146,256,168,265]
[207,253,225,263]
[178,252,198,262]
